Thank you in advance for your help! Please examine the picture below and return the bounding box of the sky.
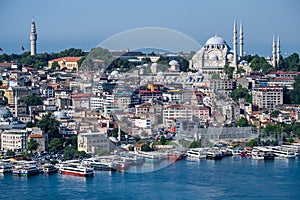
[0,0,299,57]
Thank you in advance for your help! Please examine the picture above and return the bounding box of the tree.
[231,85,251,102]
[189,140,201,148]
[51,61,59,70]
[249,55,275,74]
[36,113,60,137]
[224,64,235,79]
[237,117,249,127]
[270,110,281,118]
[97,149,109,156]
[141,143,152,152]
[288,76,300,104]
[160,135,166,145]
[27,138,39,153]
[49,138,64,153]
[6,150,15,157]
[65,136,77,147]
[19,94,43,107]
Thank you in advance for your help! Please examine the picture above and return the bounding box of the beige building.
[77,132,114,154]
[1,129,29,152]
[252,86,283,109]
[48,57,81,71]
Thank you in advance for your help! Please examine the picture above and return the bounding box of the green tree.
[160,135,166,145]
[237,117,249,127]
[249,55,275,74]
[231,85,251,102]
[19,94,43,107]
[51,61,59,70]
[141,143,151,152]
[27,138,39,153]
[280,53,300,71]
[36,113,60,137]
[49,138,64,153]
[224,64,235,79]
[6,150,15,157]
[63,146,77,160]
[189,140,202,148]
[245,138,258,147]
[0,96,8,106]
[288,76,300,104]
[270,110,281,118]
[97,149,109,156]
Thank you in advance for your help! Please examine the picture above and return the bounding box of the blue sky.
[0,0,299,56]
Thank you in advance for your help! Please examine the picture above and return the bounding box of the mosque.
[191,21,243,75]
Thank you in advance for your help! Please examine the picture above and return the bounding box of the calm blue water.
[1,157,299,200]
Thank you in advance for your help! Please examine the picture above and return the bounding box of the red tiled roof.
[49,57,81,63]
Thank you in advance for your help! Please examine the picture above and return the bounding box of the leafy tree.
[280,53,300,71]
[288,76,300,104]
[51,61,59,70]
[247,55,275,74]
[160,135,166,145]
[36,113,60,137]
[49,138,64,153]
[270,110,281,118]
[224,64,235,79]
[141,143,152,152]
[189,140,201,148]
[6,150,15,157]
[231,85,251,102]
[65,136,77,147]
[245,138,258,147]
[27,138,39,153]
[237,67,246,74]
[26,121,35,128]
[237,117,249,127]
[19,94,43,107]
[0,96,8,106]
[63,146,77,160]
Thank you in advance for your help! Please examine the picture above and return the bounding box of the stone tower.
[272,35,276,67]
[239,21,243,58]
[233,21,237,69]
[277,36,280,68]
[30,19,37,56]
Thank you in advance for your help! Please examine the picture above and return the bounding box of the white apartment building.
[1,129,29,152]
[252,86,283,109]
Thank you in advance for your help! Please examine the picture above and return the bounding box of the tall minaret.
[277,36,280,68]
[272,35,276,67]
[239,21,244,58]
[233,21,237,69]
[30,19,37,56]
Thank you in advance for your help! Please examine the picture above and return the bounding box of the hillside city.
[0,20,300,162]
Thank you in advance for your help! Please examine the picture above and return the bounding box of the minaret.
[239,21,244,58]
[233,21,237,69]
[30,19,37,56]
[277,36,280,68]
[272,35,276,67]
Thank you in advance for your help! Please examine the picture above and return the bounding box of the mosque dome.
[110,70,119,76]
[205,35,227,45]
[169,60,179,66]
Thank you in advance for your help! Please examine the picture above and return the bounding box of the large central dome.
[205,35,227,45]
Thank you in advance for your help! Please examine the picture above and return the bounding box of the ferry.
[82,158,116,171]
[252,147,275,160]
[271,148,296,159]
[206,151,222,160]
[186,148,207,159]
[0,160,13,173]
[12,165,40,176]
[41,164,58,174]
[59,164,94,177]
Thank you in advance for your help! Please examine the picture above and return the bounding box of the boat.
[251,150,264,160]
[0,160,13,173]
[41,164,58,174]
[19,165,40,176]
[206,151,222,160]
[271,148,296,159]
[186,148,207,159]
[59,164,94,177]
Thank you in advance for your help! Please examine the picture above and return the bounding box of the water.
[1,157,299,200]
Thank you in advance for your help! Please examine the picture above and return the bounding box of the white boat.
[41,164,58,174]
[59,164,94,177]
[252,149,264,160]
[82,158,116,171]
[186,148,207,159]
[271,148,296,159]
[0,160,13,173]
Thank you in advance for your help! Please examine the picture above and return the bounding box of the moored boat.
[59,164,94,177]
[0,160,13,173]
[41,164,58,174]
[206,151,222,160]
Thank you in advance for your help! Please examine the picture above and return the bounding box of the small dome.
[205,35,227,45]
[169,60,179,66]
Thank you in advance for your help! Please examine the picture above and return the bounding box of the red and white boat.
[59,164,94,177]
